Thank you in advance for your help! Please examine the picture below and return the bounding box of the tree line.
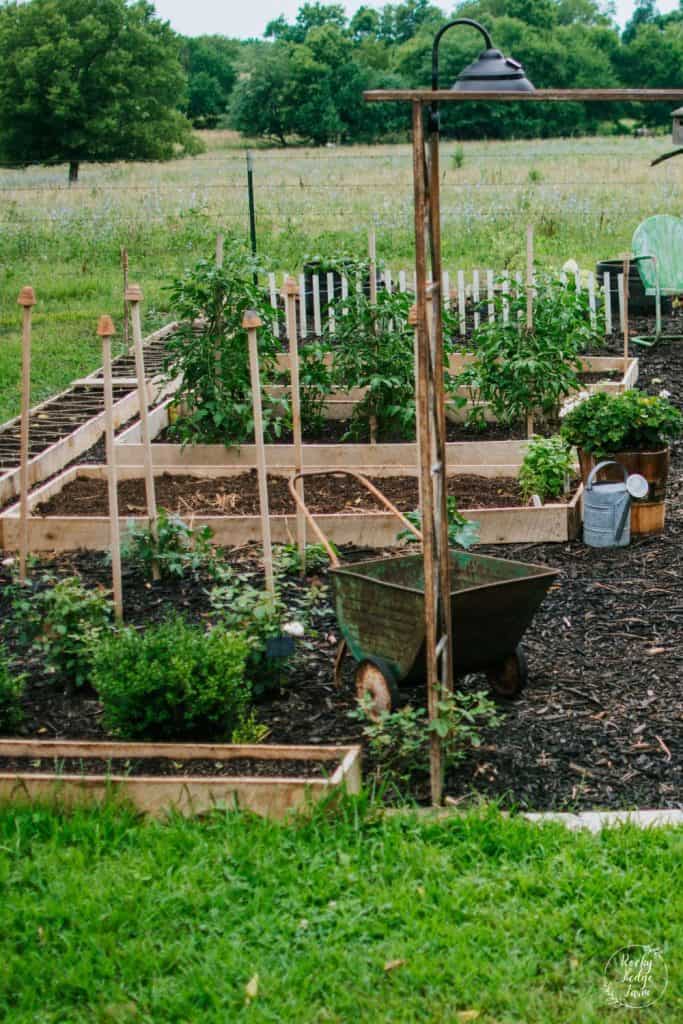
[0,0,681,181]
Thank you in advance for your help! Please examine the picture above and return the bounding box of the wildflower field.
[0,131,681,422]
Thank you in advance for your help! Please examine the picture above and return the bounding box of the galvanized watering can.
[583,461,649,548]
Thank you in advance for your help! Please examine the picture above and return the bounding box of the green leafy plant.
[163,244,287,445]
[231,711,270,744]
[451,144,465,170]
[122,509,216,580]
[12,576,113,688]
[91,617,252,740]
[398,497,480,550]
[326,263,416,441]
[0,645,25,733]
[350,689,500,788]
[274,542,336,576]
[519,435,575,503]
[297,339,335,435]
[209,572,286,698]
[454,274,600,428]
[560,390,683,459]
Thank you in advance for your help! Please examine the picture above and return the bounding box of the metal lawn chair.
[631,214,683,346]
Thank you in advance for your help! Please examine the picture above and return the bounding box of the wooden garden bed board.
[0,740,361,820]
[0,464,582,550]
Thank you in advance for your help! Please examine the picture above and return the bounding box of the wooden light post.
[126,283,159,580]
[243,310,275,595]
[282,276,306,569]
[17,286,36,583]
[98,315,123,620]
[364,81,683,806]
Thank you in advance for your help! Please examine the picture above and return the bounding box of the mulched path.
[34,471,534,517]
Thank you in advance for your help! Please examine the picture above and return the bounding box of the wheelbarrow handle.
[288,469,423,568]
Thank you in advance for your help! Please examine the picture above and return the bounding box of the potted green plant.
[560,389,682,533]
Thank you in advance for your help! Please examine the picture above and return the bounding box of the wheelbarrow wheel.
[355,658,399,719]
[486,646,528,699]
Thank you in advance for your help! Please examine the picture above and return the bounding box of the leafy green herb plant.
[398,497,480,550]
[122,509,216,580]
[519,435,575,503]
[0,645,25,733]
[92,617,252,740]
[560,390,683,459]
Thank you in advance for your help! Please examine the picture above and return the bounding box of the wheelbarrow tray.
[330,550,558,685]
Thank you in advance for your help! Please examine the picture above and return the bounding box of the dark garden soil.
[0,755,333,780]
[1,312,682,809]
[33,471,543,518]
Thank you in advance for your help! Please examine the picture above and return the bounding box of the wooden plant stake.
[127,284,159,580]
[244,310,274,595]
[622,252,630,369]
[99,315,123,620]
[525,225,535,438]
[121,248,129,350]
[409,304,423,509]
[282,276,306,572]
[17,286,36,583]
[215,232,224,269]
[368,227,378,306]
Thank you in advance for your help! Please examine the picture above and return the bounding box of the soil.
[0,755,333,780]
[33,471,539,518]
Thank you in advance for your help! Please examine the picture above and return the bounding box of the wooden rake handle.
[287,469,423,568]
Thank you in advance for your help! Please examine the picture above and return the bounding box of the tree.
[184,36,237,127]
[0,0,199,182]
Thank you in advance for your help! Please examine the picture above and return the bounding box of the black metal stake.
[247,150,258,287]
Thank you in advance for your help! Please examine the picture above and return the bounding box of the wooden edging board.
[0,463,583,551]
[0,323,179,509]
[0,740,362,820]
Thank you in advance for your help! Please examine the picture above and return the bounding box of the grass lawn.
[1,133,681,422]
[0,798,679,1023]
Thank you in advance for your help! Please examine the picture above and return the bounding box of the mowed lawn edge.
[0,797,679,1023]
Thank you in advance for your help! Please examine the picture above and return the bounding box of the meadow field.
[0,131,681,422]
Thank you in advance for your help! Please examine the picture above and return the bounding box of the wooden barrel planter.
[578,447,670,534]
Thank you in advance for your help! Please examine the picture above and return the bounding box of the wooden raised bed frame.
[0,323,179,508]
[0,462,583,550]
[0,740,361,820]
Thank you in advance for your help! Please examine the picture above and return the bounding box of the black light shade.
[431,19,534,97]
[452,48,535,92]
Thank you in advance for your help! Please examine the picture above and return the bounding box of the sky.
[152,1,680,39]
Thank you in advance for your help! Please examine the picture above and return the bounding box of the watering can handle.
[287,469,423,568]
[586,460,628,490]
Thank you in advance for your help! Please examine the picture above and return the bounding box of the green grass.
[0,798,679,1022]
[1,132,681,422]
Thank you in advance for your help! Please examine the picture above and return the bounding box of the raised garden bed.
[0,323,178,508]
[0,739,361,819]
[0,463,582,550]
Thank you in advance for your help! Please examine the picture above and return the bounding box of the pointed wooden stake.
[282,276,306,573]
[98,315,123,620]
[525,226,535,438]
[126,284,159,580]
[243,310,274,594]
[17,286,36,583]
[622,252,630,369]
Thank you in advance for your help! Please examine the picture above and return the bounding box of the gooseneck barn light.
[432,18,535,96]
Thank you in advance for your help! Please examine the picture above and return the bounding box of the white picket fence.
[265,268,626,340]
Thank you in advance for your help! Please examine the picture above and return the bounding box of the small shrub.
[350,689,501,788]
[92,617,251,740]
[519,435,574,502]
[122,509,216,580]
[209,572,286,697]
[274,543,336,576]
[0,646,24,733]
[12,576,113,687]
[451,144,465,170]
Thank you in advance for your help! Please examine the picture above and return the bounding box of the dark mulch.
[0,755,333,780]
[34,471,533,517]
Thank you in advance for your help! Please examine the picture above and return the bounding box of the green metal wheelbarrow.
[288,470,560,714]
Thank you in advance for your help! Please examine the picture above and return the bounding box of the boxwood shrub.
[91,617,252,741]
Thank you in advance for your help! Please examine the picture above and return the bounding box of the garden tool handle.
[586,460,628,490]
[287,469,423,568]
